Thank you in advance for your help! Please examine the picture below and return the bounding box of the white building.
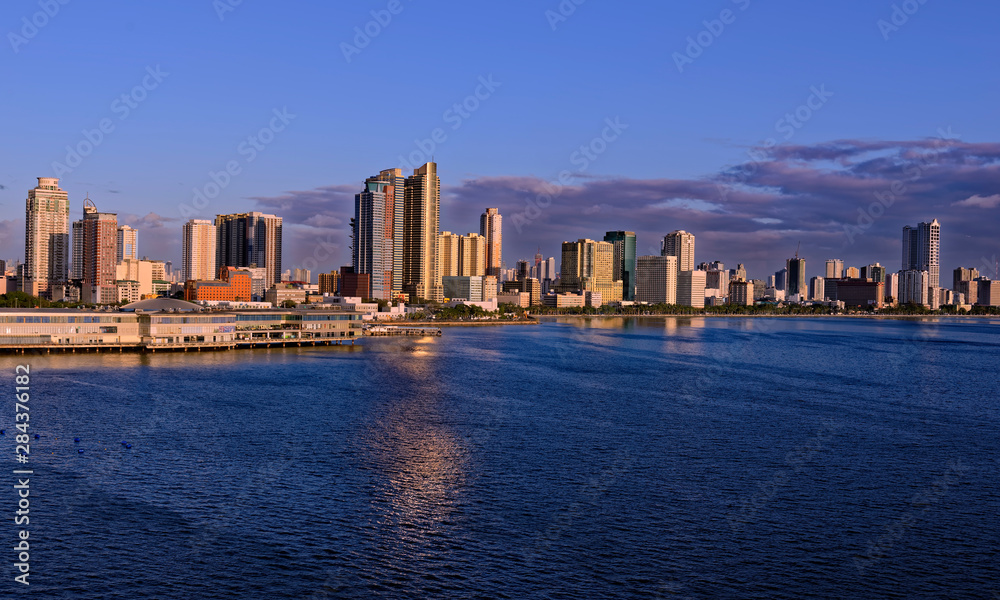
[636,255,677,304]
[182,219,217,282]
[678,270,706,308]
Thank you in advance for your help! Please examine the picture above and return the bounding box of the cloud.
[953,194,1000,209]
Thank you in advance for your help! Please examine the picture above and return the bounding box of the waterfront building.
[265,284,307,306]
[483,275,498,301]
[543,293,586,308]
[339,266,370,299]
[885,272,901,303]
[954,267,979,299]
[366,168,406,295]
[861,263,886,284]
[443,276,485,302]
[319,271,340,295]
[977,278,1000,307]
[825,259,844,279]
[459,233,487,277]
[81,203,118,304]
[353,178,394,300]
[898,269,930,306]
[216,212,283,289]
[636,255,677,304]
[728,279,753,306]
[184,267,253,302]
[402,162,442,303]
[182,219,217,283]
[835,280,885,309]
[480,208,503,278]
[24,177,70,299]
[558,239,623,302]
[497,291,530,308]
[774,268,788,292]
[604,231,637,301]
[661,230,695,273]
[786,258,806,299]
[902,219,941,288]
[678,270,706,308]
[117,225,137,262]
[439,232,461,278]
[809,276,826,301]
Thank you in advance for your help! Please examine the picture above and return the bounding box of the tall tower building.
[402,162,442,303]
[661,230,695,273]
[215,212,283,289]
[182,219,217,282]
[825,259,844,279]
[604,231,637,301]
[23,177,70,299]
[117,225,138,263]
[438,232,461,278]
[370,168,405,295]
[71,199,97,281]
[786,257,806,298]
[636,255,677,304]
[558,239,622,302]
[352,178,394,300]
[902,219,940,288]
[480,208,502,277]
[459,233,487,277]
[81,202,118,304]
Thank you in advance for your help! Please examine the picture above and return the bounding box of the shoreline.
[401,320,539,327]
[535,313,1000,320]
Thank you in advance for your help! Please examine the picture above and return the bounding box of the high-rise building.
[977,278,1000,307]
[72,199,97,281]
[661,230,695,273]
[402,162,442,303]
[825,259,844,279]
[604,231,637,301]
[480,208,502,278]
[729,263,747,283]
[885,272,901,303]
[368,168,405,295]
[438,232,461,278]
[558,239,623,302]
[861,263,886,283]
[902,219,941,289]
[216,212,283,289]
[352,178,394,300]
[182,219,217,282]
[786,258,806,298]
[809,276,825,301]
[81,203,118,304]
[319,271,340,295]
[636,255,677,304]
[774,268,788,291]
[516,259,530,281]
[23,177,70,299]
[678,270,706,308]
[953,267,979,291]
[898,269,930,306]
[459,233,487,277]
[116,225,137,263]
[292,268,311,283]
[845,267,860,279]
[728,279,753,306]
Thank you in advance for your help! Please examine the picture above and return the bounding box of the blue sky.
[1,0,998,279]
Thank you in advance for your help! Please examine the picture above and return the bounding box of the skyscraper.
[861,263,886,283]
[825,259,844,279]
[182,219,217,282]
[558,239,623,302]
[786,257,806,298]
[117,225,137,263]
[370,168,405,295]
[661,230,695,273]
[403,162,442,302]
[636,255,677,304]
[438,231,461,278]
[352,178,394,300]
[23,177,70,299]
[902,219,940,288]
[459,233,487,277]
[604,231,637,301]
[480,208,502,277]
[72,199,97,281]
[81,203,118,304]
[215,212,283,289]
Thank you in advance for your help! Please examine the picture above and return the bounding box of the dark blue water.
[1,317,998,599]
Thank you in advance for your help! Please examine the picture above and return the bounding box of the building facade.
[661,230,695,273]
[182,219,217,283]
[215,212,283,289]
[604,231,637,301]
[352,179,394,300]
[902,219,941,289]
[402,162,442,302]
[23,177,70,299]
[82,206,118,304]
[480,207,502,278]
[636,255,677,304]
[117,225,138,263]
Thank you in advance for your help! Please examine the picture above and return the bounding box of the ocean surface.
[1,317,998,599]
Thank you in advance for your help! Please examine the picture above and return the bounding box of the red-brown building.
[340,266,370,298]
[184,267,252,302]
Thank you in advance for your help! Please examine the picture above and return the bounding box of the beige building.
[439,231,461,278]
[117,225,138,262]
[480,208,502,277]
[24,177,70,299]
[559,239,623,302]
[678,270,707,308]
[662,230,695,273]
[728,279,753,306]
[182,219,217,282]
[636,255,678,304]
[459,233,487,277]
[215,212,282,289]
[402,162,443,303]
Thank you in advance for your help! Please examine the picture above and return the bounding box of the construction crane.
[794,241,801,260]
